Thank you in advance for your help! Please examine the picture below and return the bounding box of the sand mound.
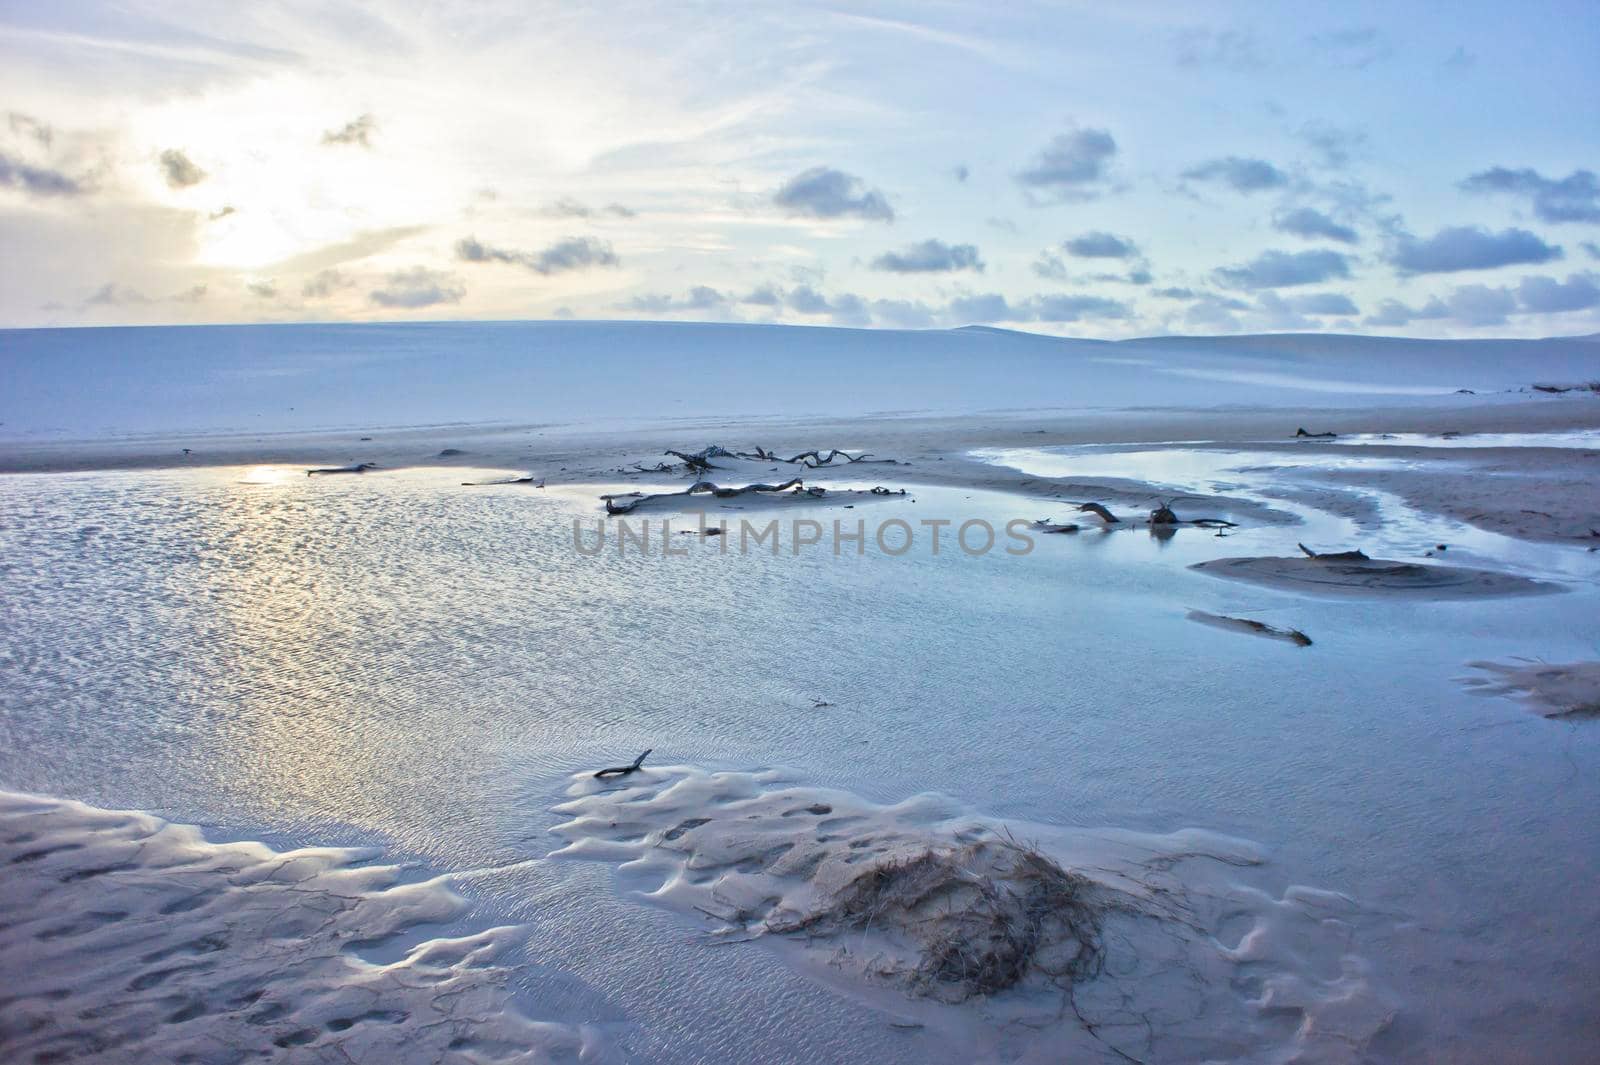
[1462,659,1600,719]
[1191,555,1557,598]
[550,765,1394,1062]
[0,791,603,1064]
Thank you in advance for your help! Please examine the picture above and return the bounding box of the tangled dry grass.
[766,837,1107,1002]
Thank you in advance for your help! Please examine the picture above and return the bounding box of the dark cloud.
[1308,27,1391,69]
[1063,231,1139,258]
[1173,28,1263,71]
[83,283,148,306]
[301,270,352,299]
[1273,206,1359,244]
[0,152,82,197]
[7,112,54,149]
[1152,287,1196,299]
[171,284,208,304]
[870,239,983,273]
[246,280,277,299]
[456,235,620,274]
[542,198,636,219]
[742,284,783,307]
[1584,242,1600,261]
[1214,249,1352,289]
[1388,225,1562,275]
[369,267,464,309]
[1297,122,1366,169]
[322,114,376,148]
[1015,128,1117,201]
[952,164,969,183]
[159,149,206,189]
[624,286,727,313]
[1182,156,1289,193]
[1460,167,1600,224]
[773,166,894,222]
[1517,273,1600,313]
[208,205,236,221]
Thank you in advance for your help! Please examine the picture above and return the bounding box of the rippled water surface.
[3,464,1598,1061]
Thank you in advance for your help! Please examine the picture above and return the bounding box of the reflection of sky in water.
[2,465,1598,1062]
[1329,429,1600,449]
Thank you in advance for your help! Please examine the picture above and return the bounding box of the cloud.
[83,283,148,306]
[1363,285,1515,327]
[1273,207,1359,244]
[624,286,727,313]
[1173,28,1263,70]
[870,239,983,273]
[1460,167,1600,224]
[951,165,970,183]
[1062,231,1139,259]
[1152,287,1197,299]
[1284,291,1359,315]
[158,149,206,188]
[456,235,620,274]
[1308,27,1390,69]
[1297,122,1366,169]
[773,166,894,222]
[1214,249,1352,289]
[542,198,636,219]
[322,113,376,148]
[0,152,82,197]
[1388,225,1562,275]
[172,284,208,303]
[269,225,428,273]
[369,267,464,309]
[1015,128,1117,201]
[7,112,54,149]
[946,292,1129,323]
[1182,156,1289,193]
[1517,273,1600,313]
[1584,242,1600,261]
[208,205,236,221]
[246,280,277,299]
[301,270,352,299]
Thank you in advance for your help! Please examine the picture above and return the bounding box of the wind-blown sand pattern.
[550,765,1393,1063]
[0,791,604,1064]
[1461,660,1600,719]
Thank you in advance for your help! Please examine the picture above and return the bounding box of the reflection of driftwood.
[1188,610,1312,647]
[1298,542,1370,562]
[595,749,652,779]
[462,474,543,486]
[1295,428,1337,439]
[307,462,376,476]
[1031,520,1080,534]
[603,478,811,514]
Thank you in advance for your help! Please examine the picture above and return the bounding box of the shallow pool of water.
[2,465,1598,1062]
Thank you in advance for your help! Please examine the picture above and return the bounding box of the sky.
[1,0,1597,338]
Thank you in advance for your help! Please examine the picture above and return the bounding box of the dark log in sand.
[1298,542,1370,562]
[1295,428,1338,439]
[602,478,811,514]
[1187,610,1312,647]
[307,462,377,476]
[595,749,652,779]
[1076,502,1121,524]
[731,446,896,467]
[462,475,544,486]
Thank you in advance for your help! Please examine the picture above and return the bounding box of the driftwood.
[733,446,894,467]
[1295,428,1337,439]
[462,475,543,487]
[594,749,652,779]
[602,478,812,514]
[1031,520,1080,534]
[1071,498,1238,530]
[1187,610,1312,647]
[1076,502,1120,524]
[1298,542,1370,562]
[307,462,376,476]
